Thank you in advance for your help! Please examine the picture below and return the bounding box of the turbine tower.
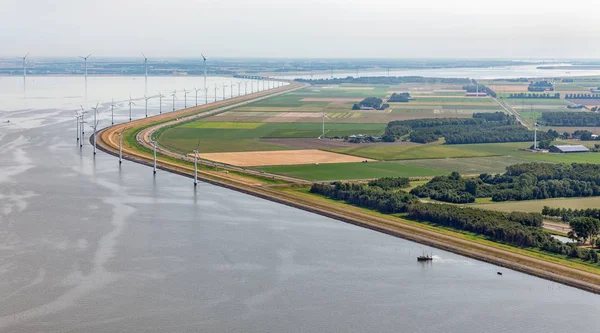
[91,102,100,155]
[194,87,201,106]
[214,86,219,102]
[142,52,148,94]
[20,52,29,82]
[183,88,189,108]
[193,139,201,186]
[128,96,135,121]
[204,87,209,104]
[222,84,227,101]
[171,90,177,111]
[202,54,207,91]
[144,95,152,117]
[79,53,92,79]
[158,92,165,114]
[110,99,116,125]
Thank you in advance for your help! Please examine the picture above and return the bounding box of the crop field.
[397,155,534,174]
[158,121,386,153]
[475,197,600,213]
[329,141,501,160]
[199,149,373,167]
[256,161,447,181]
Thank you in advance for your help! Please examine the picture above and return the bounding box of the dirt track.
[95,81,600,295]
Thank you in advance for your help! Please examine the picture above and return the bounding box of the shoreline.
[95,84,600,295]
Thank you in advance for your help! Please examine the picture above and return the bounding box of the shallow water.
[0,76,598,332]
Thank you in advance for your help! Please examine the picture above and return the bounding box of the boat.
[497,272,503,275]
[417,252,433,261]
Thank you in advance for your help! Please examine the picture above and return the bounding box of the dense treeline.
[543,206,600,221]
[564,93,600,99]
[310,178,599,263]
[382,112,549,144]
[408,203,546,247]
[541,112,600,126]
[388,92,412,102]
[412,163,600,203]
[508,93,560,99]
[310,182,418,214]
[295,76,471,85]
[352,97,388,110]
[368,177,410,189]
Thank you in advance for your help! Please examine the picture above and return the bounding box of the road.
[492,97,531,130]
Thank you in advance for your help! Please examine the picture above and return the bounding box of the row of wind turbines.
[74,70,285,185]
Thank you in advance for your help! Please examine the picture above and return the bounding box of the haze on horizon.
[2,0,599,59]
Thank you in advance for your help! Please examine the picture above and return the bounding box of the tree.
[569,217,600,244]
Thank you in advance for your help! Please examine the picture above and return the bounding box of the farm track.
[96,82,600,295]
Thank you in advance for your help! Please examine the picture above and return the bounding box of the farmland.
[256,161,446,181]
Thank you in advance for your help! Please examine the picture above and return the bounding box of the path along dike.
[96,81,600,295]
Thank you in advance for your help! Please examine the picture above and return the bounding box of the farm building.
[549,145,590,153]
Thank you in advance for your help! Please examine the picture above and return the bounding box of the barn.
[549,145,590,153]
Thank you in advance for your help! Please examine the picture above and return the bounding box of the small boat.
[497,272,503,275]
[417,252,433,261]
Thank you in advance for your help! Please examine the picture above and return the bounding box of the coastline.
[95,83,600,295]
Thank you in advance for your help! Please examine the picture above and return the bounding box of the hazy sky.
[2,0,599,59]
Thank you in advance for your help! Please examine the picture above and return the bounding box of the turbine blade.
[86,53,92,58]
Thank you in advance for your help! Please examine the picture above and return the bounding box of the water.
[0,76,598,332]
[281,63,600,80]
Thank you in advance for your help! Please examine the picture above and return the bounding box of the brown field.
[197,149,374,166]
[322,86,374,90]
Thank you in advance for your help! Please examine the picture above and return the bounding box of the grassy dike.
[96,82,600,295]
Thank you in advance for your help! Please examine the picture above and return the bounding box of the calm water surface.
[0,76,598,332]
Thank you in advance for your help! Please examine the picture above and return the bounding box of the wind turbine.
[91,102,100,155]
[244,80,248,95]
[110,99,116,125]
[230,80,234,98]
[19,52,29,83]
[74,110,81,143]
[192,139,201,186]
[79,53,92,79]
[144,95,152,117]
[238,81,242,97]
[222,83,227,101]
[214,86,219,102]
[78,106,88,147]
[194,87,201,106]
[128,96,135,121]
[202,54,207,91]
[79,105,88,135]
[158,92,165,114]
[183,88,189,108]
[171,90,177,111]
[204,87,209,104]
[142,52,148,94]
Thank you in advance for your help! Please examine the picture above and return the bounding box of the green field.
[474,197,600,213]
[397,155,534,174]
[257,162,446,181]
[159,121,386,153]
[329,141,501,161]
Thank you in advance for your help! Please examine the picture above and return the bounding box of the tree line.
[464,80,497,97]
[310,177,599,263]
[564,93,600,99]
[352,97,388,110]
[411,163,600,203]
[528,81,554,92]
[541,112,600,126]
[508,93,560,99]
[382,112,551,144]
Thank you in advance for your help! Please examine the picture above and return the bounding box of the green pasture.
[397,155,534,175]
[256,162,446,181]
[474,197,600,213]
[329,142,501,161]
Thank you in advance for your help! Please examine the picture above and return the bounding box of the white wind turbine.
[238,81,242,97]
[78,106,89,147]
[192,139,201,187]
[144,95,152,117]
[230,80,234,98]
[158,92,165,114]
[142,52,148,94]
[110,99,116,125]
[128,96,135,121]
[222,83,228,101]
[91,102,100,155]
[194,87,201,106]
[202,54,207,91]
[79,53,92,79]
[19,52,29,83]
[204,87,209,104]
[183,88,189,108]
[171,90,177,111]
[214,86,219,102]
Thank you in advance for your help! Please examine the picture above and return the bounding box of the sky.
[1,0,599,59]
